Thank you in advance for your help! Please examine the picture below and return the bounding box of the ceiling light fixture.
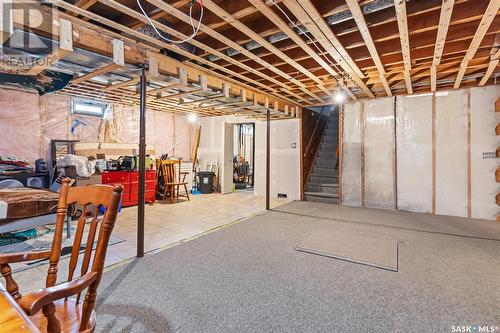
[188,114,198,123]
[334,90,345,103]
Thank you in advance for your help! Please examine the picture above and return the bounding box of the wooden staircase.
[304,112,339,204]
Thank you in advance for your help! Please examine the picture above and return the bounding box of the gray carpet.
[96,201,500,333]
[296,230,399,271]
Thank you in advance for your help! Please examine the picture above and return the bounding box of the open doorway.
[233,123,255,193]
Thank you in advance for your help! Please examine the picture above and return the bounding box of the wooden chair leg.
[184,184,190,202]
[1,264,21,301]
[42,302,61,333]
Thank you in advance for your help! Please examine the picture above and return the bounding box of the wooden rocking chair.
[0,178,123,333]
[160,159,190,204]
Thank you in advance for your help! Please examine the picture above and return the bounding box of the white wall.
[341,85,500,220]
[198,115,301,200]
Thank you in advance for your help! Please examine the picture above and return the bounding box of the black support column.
[137,65,146,257]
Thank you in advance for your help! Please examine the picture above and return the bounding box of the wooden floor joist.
[36,0,295,113]
[395,0,413,94]
[144,0,319,104]
[479,47,500,86]
[454,0,500,88]
[4,0,498,113]
[281,0,375,98]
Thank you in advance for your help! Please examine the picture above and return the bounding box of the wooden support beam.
[281,0,374,98]
[395,0,412,94]
[431,0,454,93]
[145,0,316,104]
[454,0,500,88]
[479,47,500,86]
[148,56,159,78]
[34,0,294,111]
[345,1,384,73]
[26,48,72,76]
[26,19,73,75]
[74,0,98,10]
[431,65,437,92]
[71,62,122,85]
[404,70,413,94]
[203,0,329,99]
[294,0,364,79]
[156,75,208,101]
[346,0,391,96]
[433,0,455,66]
[247,0,338,80]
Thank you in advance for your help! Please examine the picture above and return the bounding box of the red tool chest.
[101,170,156,207]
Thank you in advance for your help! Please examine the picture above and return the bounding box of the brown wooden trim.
[360,102,365,207]
[432,92,437,214]
[338,104,344,206]
[299,110,304,201]
[467,88,472,218]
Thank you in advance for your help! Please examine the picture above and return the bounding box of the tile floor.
[10,191,291,293]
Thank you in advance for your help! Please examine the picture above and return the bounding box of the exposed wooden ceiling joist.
[454,0,500,88]
[281,0,375,98]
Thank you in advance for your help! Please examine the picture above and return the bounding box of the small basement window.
[71,98,108,117]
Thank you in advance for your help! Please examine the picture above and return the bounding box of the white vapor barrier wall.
[396,94,433,213]
[470,85,500,220]
[197,115,301,200]
[363,97,395,209]
[342,102,361,206]
[435,90,468,217]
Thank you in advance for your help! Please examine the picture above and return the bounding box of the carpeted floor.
[95,201,500,333]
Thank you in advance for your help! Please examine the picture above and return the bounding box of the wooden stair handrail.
[303,106,325,158]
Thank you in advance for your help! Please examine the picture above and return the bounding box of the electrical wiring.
[136,0,204,44]
[271,1,359,91]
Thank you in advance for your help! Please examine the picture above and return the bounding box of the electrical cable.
[272,1,360,92]
[136,0,204,44]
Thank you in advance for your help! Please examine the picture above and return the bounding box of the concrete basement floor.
[11,192,291,294]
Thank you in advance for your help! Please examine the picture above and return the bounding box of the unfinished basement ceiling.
[63,0,498,99]
[2,0,499,115]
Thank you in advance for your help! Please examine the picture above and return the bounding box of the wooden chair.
[0,178,123,333]
[160,159,190,204]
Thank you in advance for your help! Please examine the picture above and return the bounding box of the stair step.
[318,152,336,159]
[310,175,339,184]
[304,192,339,204]
[319,142,337,150]
[305,183,322,192]
[311,166,338,176]
[315,158,336,168]
[305,191,339,198]
[321,183,339,194]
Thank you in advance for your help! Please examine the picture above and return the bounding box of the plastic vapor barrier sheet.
[342,102,361,206]
[364,97,395,209]
[470,85,500,220]
[396,94,433,213]
[435,90,468,217]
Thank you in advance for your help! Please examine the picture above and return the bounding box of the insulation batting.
[0,90,193,164]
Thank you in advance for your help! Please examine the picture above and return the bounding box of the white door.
[221,122,234,194]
